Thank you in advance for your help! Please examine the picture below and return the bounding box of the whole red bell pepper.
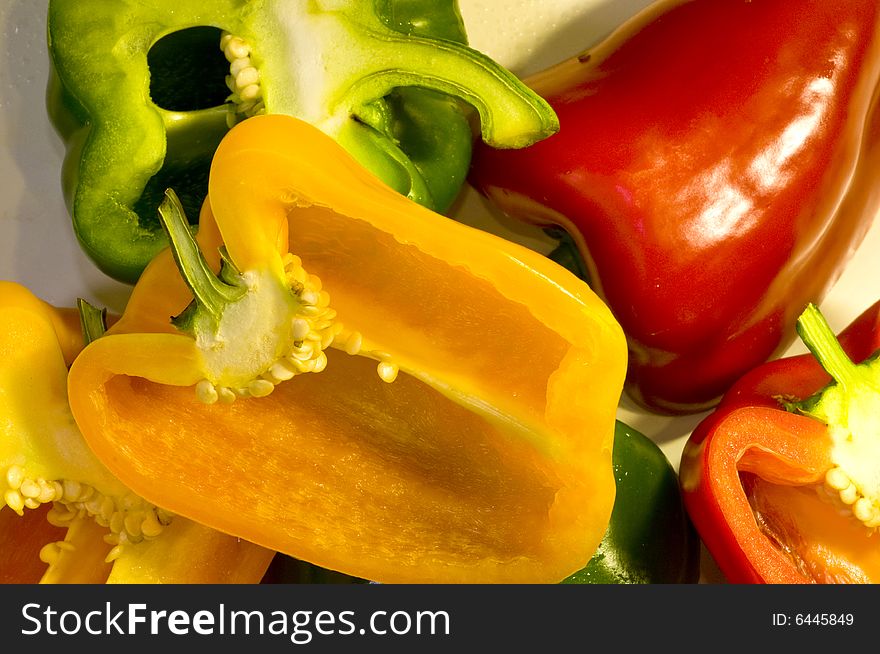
[469,0,880,413]
[679,300,880,584]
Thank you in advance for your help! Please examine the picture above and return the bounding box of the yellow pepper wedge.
[0,281,274,583]
[68,114,627,584]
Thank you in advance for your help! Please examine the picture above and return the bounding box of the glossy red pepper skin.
[469,0,880,413]
[679,301,880,584]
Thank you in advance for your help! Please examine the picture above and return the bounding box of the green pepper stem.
[157,189,244,321]
[76,298,107,346]
[796,303,858,388]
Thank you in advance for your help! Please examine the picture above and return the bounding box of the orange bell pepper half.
[0,281,273,583]
[68,114,628,584]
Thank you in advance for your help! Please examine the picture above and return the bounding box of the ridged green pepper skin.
[562,421,700,584]
[263,421,700,584]
[46,0,557,283]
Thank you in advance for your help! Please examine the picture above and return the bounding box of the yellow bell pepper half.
[68,114,628,584]
[0,281,274,583]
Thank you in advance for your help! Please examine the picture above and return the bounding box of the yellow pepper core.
[68,114,628,584]
[155,188,338,403]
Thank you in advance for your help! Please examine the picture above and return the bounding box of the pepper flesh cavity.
[749,477,880,583]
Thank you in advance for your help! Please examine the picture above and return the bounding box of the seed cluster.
[4,464,173,564]
[275,255,402,388]
[194,253,340,404]
[221,32,264,124]
[824,466,880,529]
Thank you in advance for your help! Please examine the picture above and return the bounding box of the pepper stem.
[157,189,245,323]
[76,298,107,346]
[796,303,859,389]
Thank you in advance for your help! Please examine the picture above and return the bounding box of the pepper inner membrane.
[286,204,571,432]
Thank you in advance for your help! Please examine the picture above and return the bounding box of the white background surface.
[2,0,878,583]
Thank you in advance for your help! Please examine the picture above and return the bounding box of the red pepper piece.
[469,0,880,413]
[679,301,880,583]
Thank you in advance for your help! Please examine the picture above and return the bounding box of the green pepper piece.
[46,0,558,283]
[562,421,700,584]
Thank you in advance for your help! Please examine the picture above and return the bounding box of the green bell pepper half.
[46,0,558,283]
[262,421,700,584]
